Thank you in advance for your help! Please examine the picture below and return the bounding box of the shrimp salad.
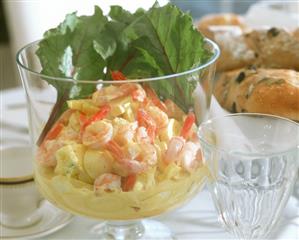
[35,82,208,219]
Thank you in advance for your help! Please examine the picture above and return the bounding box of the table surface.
[1,88,299,239]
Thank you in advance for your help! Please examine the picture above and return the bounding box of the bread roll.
[197,13,246,39]
[212,31,256,72]
[208,28,299,72]
[197,13,246,29]
[293,28,299,41]
[214,67,299,121]
[245,28,299,70]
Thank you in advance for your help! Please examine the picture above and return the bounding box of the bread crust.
[245,29,299,70]
[199,16,299,120]
[202,27,299,72]
[197,13,246,43]
[214,68,299,121]
[293,28,299,41]
[197,13,246,29]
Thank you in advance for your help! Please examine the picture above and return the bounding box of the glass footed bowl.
[17,39,219,239]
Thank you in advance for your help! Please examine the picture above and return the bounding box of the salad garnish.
[36,3,211,145]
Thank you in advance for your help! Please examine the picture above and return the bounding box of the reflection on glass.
[199,113,299,239]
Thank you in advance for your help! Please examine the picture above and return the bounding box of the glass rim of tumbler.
[198,113,299,158]
[16,38,220,84]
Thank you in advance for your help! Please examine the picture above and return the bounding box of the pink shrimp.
[110,71,146,102]
[129,84,146,102]
[113,120,138,145]
[82,120,113,149]
[146,106,169,130]
[138,143,158,166]
[136,109,157,143]
[164,136,202,172]
[163,112,197,166]
[59,126,81,143]
[164,136,185,165]
[92,83,145,106]
[135,126,151,143]
[94,173,121,194]
[36,140,64,167]
[42,109,74,143]
[178,142,201,172]
[144,85,167,112]
[106,140,147,176]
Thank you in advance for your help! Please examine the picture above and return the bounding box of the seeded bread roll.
[245,28,299,70]
[207,28,299,72]
[293,28,299,41]
[214,67,299,121]
[212,30,255,72]
[197,13,246,32]
[197,13,247,40]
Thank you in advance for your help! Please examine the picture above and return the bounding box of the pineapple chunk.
[123,107,135,122]
[154,140,167,171]
[83,150,113,180]
[133,181,144,191]
[133,167,156,191]
[81,101,100,115]
[159,141,168,153]
[130,102,140,113]
[112,117,128,126]
[67,99,99,115]
[68,112,81,132]
[109,97,131,117]
[67,99,84,110]
[162,162,182,180]
[55,144,86,178]
[159,119,182,142]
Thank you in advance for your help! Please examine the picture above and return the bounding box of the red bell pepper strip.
[45,123,64,140]
[81,105,111,132]
[111,70,126,81]
[144,85,167,112]
[180,112,196,139]
[122,174,137,192]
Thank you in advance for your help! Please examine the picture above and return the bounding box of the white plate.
[1,201,73,239]
[0,88,28,129]
[0,146,33,181]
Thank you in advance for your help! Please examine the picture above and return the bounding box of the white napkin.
[244,1,299,31]
[208,96,255,153]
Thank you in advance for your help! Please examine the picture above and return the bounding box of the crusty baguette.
[214,67,299,121]
[204,28,299,72]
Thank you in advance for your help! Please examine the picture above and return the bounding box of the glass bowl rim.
[16,38,220,84]
[198,113,299,158]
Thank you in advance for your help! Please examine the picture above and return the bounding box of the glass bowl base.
[91,219,174,240]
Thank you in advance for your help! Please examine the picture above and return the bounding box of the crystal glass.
[17,39,219,239]
[198,113,299,240]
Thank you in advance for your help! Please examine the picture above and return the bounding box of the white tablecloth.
[1,88,299,239]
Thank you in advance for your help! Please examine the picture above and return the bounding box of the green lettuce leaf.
[35,3,212,144]
[35,6,109,145]
[121,3,210,111]
[36,6,108,99]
